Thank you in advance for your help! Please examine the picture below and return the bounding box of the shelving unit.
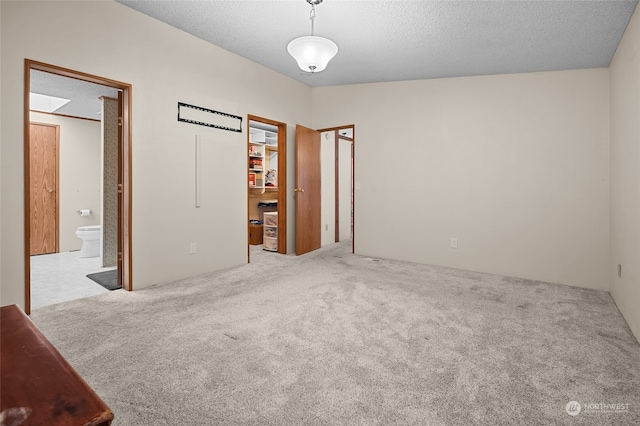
[249,123,278,193]
[248,143,264,188]
[248,119,281,253]
[263,212,278,252]
[250,127,277,146]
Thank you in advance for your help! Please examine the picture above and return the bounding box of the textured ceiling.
[29,1,639,119]
[115,0,639,87]
[30,70,119,120]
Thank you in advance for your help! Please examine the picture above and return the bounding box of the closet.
[248,118,285,253]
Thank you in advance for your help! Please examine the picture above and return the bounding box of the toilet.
[75,225,101,258]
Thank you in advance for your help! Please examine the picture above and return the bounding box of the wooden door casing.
[117,91,123,287]
[29,123,59,256]
[295,125,321,255]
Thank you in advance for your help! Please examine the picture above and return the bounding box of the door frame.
[247,114,287,259]
[28,122,61,255]
[317,125,355,253]
[23,59,134,314]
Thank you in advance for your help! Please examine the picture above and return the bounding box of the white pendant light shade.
[287,35,338,73]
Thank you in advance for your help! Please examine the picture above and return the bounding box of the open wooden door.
[295,125,321,255]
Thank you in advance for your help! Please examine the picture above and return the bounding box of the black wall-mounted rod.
[177,102,243,133]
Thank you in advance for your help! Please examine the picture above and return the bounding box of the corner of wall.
[608,3,640,341]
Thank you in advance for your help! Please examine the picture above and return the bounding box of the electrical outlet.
[618,264,622,278]
[355,181,361,190]
[451,238,458,249]
[325,224,329,231]
[190,242,197,254]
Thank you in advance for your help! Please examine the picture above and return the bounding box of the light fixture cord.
[310,4,316,36]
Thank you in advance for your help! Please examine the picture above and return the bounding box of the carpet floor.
[31,241,640,425]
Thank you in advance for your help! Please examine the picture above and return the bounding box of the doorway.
[247,115,287,260]
[24,60,133,314]
[334,127,354,248]
[295,124,355,256]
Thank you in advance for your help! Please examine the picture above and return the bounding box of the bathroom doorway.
[24,60,133,314]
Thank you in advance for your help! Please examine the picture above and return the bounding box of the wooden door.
[29,123,59,255]
[295,125,321,255]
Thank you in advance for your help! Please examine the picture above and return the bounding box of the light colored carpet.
[31,241,640,425]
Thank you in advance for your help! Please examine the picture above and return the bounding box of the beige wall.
[313,69,610,291]
[1,1,312,309]
[29,112,102,253]
[610,5,640,340]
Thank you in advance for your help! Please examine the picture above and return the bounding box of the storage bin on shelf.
[264,212,277,227]
[264,226,277,238]
[263,212,278,252]
[263,237,277,251]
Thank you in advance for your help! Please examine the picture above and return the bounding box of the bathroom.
[29,70,120,309]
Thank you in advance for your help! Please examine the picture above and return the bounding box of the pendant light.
[287,0,338,73]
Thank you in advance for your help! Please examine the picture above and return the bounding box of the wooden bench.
[1,304,113,425]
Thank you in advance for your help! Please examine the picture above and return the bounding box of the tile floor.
[30,251,115,309]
